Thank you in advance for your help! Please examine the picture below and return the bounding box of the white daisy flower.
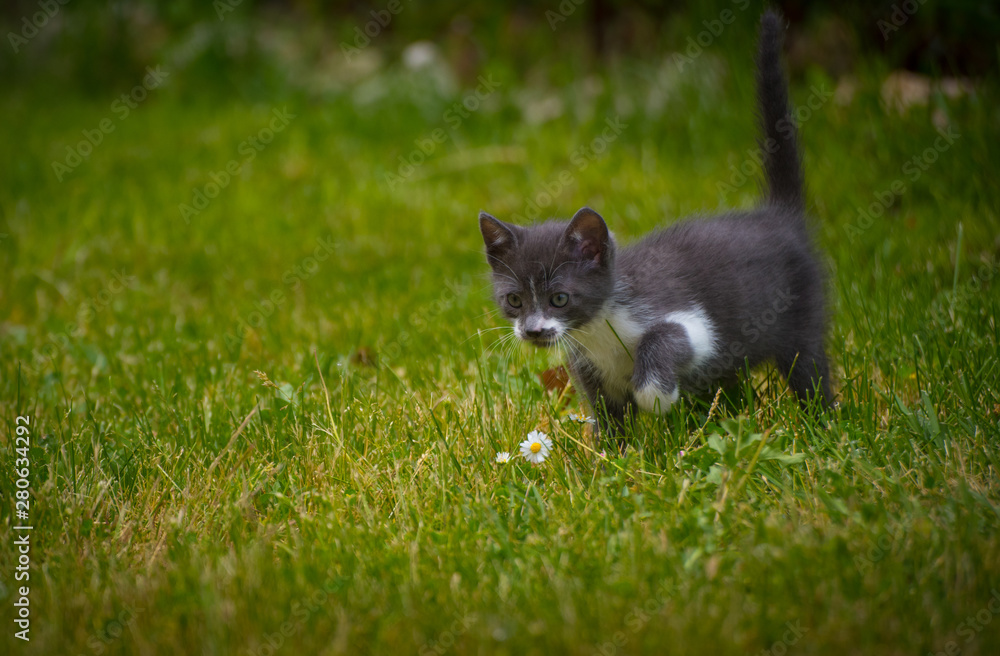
[568,413,596,424]
[495,451,511,463]
[519,430,553,464]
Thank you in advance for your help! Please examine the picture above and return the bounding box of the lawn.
[1,6,999,655]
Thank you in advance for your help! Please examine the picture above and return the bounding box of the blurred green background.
[4,0,998,98]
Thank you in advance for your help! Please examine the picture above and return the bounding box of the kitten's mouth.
[514,321,565,348]
[515,328,559,347]
[523,336,558,348]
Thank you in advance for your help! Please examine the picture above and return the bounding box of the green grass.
[2,18,1000,656]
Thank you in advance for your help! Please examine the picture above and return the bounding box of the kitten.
[478,11,831,437]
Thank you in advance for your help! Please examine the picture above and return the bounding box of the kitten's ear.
[479,211,519,263]
[564,207,611,267]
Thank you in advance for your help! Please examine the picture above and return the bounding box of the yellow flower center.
[530,442,542,453]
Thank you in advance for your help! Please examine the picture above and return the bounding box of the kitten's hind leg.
[632,323,694,415]
[779,346,833,410]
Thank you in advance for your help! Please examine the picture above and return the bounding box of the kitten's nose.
[523,318,557,341]
[524,327,552,339]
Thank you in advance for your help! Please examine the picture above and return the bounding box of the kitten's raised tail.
[757,11,803,211]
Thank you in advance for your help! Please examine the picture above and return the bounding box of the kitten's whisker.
[463,326,511,347]
[503,334,524,367]
[482,331,517,359]
[490,273,520,286]
[548,259,574,284]
[550,260,572,276]
[480,328,507,347]
[474,307,504,321]
[562,331,597,362]
[493,332,523,364]
[473,325,510,333]
[559,330,582,354]
[487,256,523,288]
[555,334,572,361]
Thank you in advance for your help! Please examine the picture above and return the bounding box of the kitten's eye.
[506,293,522,308]
[550,293,569,307]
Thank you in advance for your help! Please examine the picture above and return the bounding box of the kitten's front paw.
[634,379,679,415]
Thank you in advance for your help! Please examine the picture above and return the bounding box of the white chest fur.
[568,304,718,404]
[569,306,644,400]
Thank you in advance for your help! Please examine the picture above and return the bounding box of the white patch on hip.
[569,305,644,400]
[635,379,679,415]
[664,307,717,368]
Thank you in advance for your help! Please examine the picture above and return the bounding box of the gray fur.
[478,11,831,438]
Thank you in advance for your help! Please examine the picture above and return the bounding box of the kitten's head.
[479,207,616,347]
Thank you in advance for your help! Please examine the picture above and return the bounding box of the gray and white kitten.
[479,12,831,436]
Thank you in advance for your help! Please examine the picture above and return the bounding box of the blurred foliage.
[2,0,997,100]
